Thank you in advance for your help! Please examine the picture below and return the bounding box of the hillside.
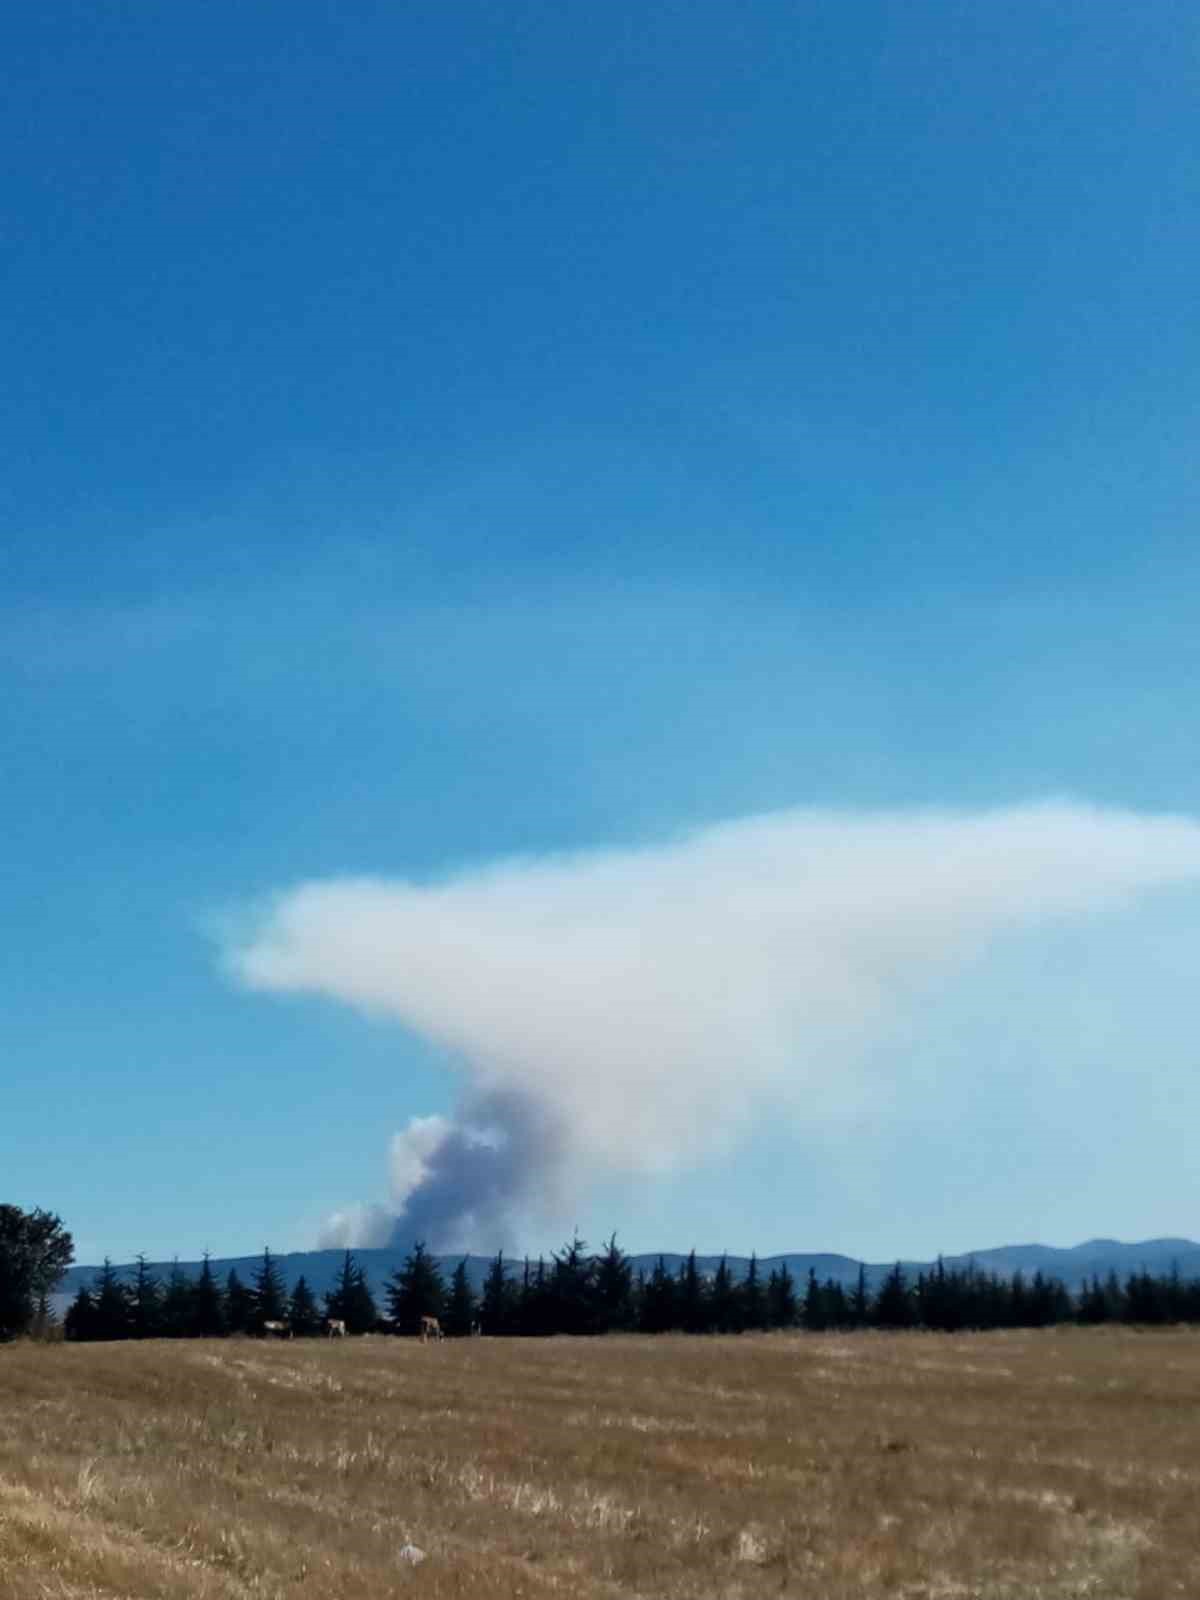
[58,1235,1200,1305]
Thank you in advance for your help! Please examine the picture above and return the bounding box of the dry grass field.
[2,1328,1199,1599]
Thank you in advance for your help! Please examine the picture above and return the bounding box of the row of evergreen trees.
[62,1236,1200,1341]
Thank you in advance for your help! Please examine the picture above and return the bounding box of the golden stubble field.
[2,1328,1199,1599]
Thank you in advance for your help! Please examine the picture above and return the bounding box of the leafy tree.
[92,1259,132,1342]
[253,1248,288,1326]
[443,1259,478,1338]
[288,1274,321,1336]
[387,1241,445,1334]
[481,1250,516,1335]
[191,1254,226,1337]
[225,1269,255,1334]
[129,1255,162,1339]
[0,1206,74,1340]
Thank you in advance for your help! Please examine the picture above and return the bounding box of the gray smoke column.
[225,800,1200,1248]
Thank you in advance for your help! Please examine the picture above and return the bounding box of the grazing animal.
[324,1318,347,1338]
[470,1320,482,1338]
[419,1315,444,1343]
[261,1320,292,1339]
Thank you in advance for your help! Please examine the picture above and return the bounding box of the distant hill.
[55,1236,1200,1313]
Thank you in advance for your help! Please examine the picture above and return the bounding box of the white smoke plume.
[226,801,1200,1250]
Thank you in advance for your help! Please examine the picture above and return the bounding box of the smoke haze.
[227,802,1200,1250]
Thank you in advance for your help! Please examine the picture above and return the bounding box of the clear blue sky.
[5,2,1200,1266]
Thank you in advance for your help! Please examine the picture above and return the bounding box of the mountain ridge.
[57,1236,1200,1304]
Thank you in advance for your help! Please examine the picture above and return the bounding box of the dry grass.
[2,1329,1199,1598]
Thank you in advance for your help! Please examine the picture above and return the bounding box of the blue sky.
[4,2,1200,1267]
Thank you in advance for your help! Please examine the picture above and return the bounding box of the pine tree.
[767,1262,798,1329]
[551,1234,595,1335]
[225,1269,255,1334]
[481,1250,515,1336]
[802,1268,827,1332]
[324,1250,378,1334]
[288,1275,321,1336]
[253,1248,288,1327]
[386,1242,445,1334]
[710,1255,739,1333]
[443,1259,477,1337]
[874,1263,913,1329]
[64,1283,98,1341]
[640,1256,679,1333]
[593,1234,635,1333]
[741,1253,768,1332]
[849,1263,869,1329]
[129,1255,162,1339]
[160,1261,194,1338]
[189,1253,226,1338]
[93,1259,132,1342]
[678,1251,706,1334]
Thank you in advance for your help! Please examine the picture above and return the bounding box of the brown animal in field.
[419,1316,443,1343]
[261,1320,292,1339]
[324,1318,347,1338]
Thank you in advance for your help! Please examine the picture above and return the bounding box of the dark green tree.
[802,1268,827,1332]
[386,1241,445,1334]
[443,1259,478,1338]
[741,1253,768,1332]
[593,1234,635,1333]
[92,1259,132,1342]
[64,1283,98,1341]
[873,1263,913,1329]
[678,1251,707,1334]
[767,1262,798,1328]
[710,1255,739,1333]
[225,1268,255,1334]
[324,1250,378,1334]
[639,1256,679,1333]
[253,1248,288,1327]
[288,1274,321,1336]
[160,1261,194,1337]
[191,1254,226,1337]
[128,1255,162,1339]
[551,1234,595,1335]
[481,1250,516,1335]
[849,1263,870,1329]
[0,1206,74,1341]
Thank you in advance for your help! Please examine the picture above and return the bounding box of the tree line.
[54,1235,1200,1341]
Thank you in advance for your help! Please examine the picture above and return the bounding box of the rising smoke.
[226,801,1200,1249]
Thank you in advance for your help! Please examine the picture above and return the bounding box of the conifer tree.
[710,1255,738,1333]
[386,1241,445,1334]
[593,1234,635,1333]
[874,1263,913,1329]
[639,1256,678,1333]
[551,1234,595,1335]
[225,1268,255,1334]
[64,1283,97,1341]
[678,1250,706,1333]
[741,1253,768,1331]
[802,1268,827,1332]
[288,1274,321,1336]
[190,1253,226,1338]
[253,1248,288,1326]
[481,1250,515,1335]
[129,1255,162,1339]
[443,1259,477,1337]
[767,1262,798,1329]
[93,1259,132,1342]
[324,1250,377,1334]
[161,1260,194,1337]
[849,1263,869,1329]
